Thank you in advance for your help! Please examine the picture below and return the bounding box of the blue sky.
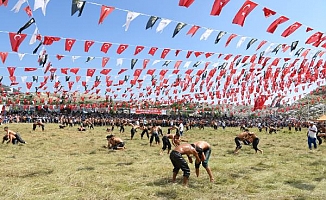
[0,0,326,106]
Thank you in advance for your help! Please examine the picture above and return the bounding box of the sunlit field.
[1,123,326,200]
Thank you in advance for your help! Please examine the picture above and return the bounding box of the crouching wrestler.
[192,141,214,182]
[3,127,27,145]
[234,129,263,154]
[106,134,125,150]
[169,143,203,186]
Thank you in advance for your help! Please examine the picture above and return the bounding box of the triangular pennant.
[98,5,115,24]
[156,18,172,33]
[246,38,257,50]
[146,16,160,29]
[200,29,213,41]
[172,22,187,38]
[9,32,27,52]
[11,0,27,13]
[84,40,94,52]
[17,18,35,34]
[33,0,50,16]
[71,0,85,17]
[0,52,8,64]
[131,59,138,69]
[102,57,109,67]
[122,11,141,31]
[215,31,226,44]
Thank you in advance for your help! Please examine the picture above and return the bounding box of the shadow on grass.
[8,169,54,178]
[77,166,95,171]
[147,177,170,187]
[155,189,178,199]
[285,180,316,191]
[116,162,133,166]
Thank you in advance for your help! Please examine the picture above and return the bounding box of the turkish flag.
[0,52,8,63]
[0,0,8,6]
[98,5,115,24]
[194,51,203,57]
[24,6,32,17]
[210,0,230,16]
[267,16,289,33]
[225,34,237,47]
[161,48,171,59]
[76,76,81,82]
[186,51,193,58]
[102,57,110,67]
[256,40,267,51]
[100,69,111,75]
[172,69,180,74]
[26,82,33,90]
[118,69,128,75]
[101,42,112,53]
[65,38,76,52]
[253,95,268,110]
[7,67,16,76]
[133,69,143,77]
[24,67,37,72]
[70,68,80,74]
[159,69,168,76]
[147,69,156,75]
[43,36,61,45]
[179,0,194,7]
[9,33,27,52]
[134,45,145,55]
[148,47,158,56]
[262,7,276,18]
[205,52,214,58]
[86,69,96,77]
[306,32,323,45]
[68,82,74,90]
[61,68,69,74]
[306,27,313,32]
[281,22,302,37]
[175,49,181,56]
[186,25,200,37]
[56,54,64,60]
[84,40,94,52]
[174,60,182,69]
[116,44,128,54]
[143,59,149,69]
[232,1,258,27]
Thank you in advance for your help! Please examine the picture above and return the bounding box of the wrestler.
[169,143,203,186]
[160,133,185,155]
[33,119,45,131]
[192,141,214,182]
[150,125,160,146]
[106,134,125,150]
[3,126,27,145]
[234,129,263,154]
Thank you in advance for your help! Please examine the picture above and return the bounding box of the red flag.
[43,36,61,45]
[68,82,74,90]
[306,32,323,44]
[61,68,69,74]
[102,57,110,67]
[65,38,76,52]
[100,69,111,75]
[178,0,194,7]
[7,67,16,77]
[26,82,33,90]
[225,34,237,47]
[101,42,112,53]
[148,47,158,56]
[118,69,128,75]
[24,6,32,17]
[232,1,258,27]
[281,22,302,37]
[116,44,128,54]
[210,0,230,16]
[205,52,214,58]
[253,95,268,110]
[159,69,168,76]
[86,69,96,77]
[266,16,289,33]
[175,49,181,56]
[25,67,37,72]
[256,40,267,51]
[70,68,80,74]
[186,25,200,37]
[84,40,94,52]
[98,6,115,24]
[161,48,171,59]
[262,7,276,18]
[76,76,81,82]
[0,52,8,64]
[143,59,149,69]
[134,45,145,55]
[194,51,203,57]
[306,27,313,32]
[56,54,64,60]
[147,69,156,75]
[133,69,142,77]
[9,33,27,52]
[0,0,8,6]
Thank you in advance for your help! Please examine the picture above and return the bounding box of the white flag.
[72,56,81,62]
[116,58,123,66]
[236,37,247,48]
[152,60,160,65]
[18,53,25,60]
[29,27,39,45]
[21,76,27,83]
[122,11,141,31]
[34,0,50,16]
[11,0,27,13]
[85,76,91,82]
[183,61,191,68]
[156,19,171,33]
[265,43,274,55]
[200,29,213,41]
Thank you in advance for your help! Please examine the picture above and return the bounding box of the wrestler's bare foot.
[210,178,215,182]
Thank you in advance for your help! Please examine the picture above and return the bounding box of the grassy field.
[0,123,326,200]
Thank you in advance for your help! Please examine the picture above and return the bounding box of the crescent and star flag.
[102,57,109,67]
[146,16,160,29]
[281,22,302,37]
[86,69,96,77]
[179,0,194,7]
[70,68,79,74]
[98,5,115,24]
[84,40,94,52]
[186,25,200,37]
[262,7,276,18]
[71,0,85,17]
[100,69,111,75]
[148,47,158,56]
[116,44,129,54]
[134,45,145,55]
[210,0,230,16]
[225,34,237,47]
[0,0,8,6]
[161,48,171,59]
[43,36,60,45]
[232,0,258,27]
[267,16,289,33]
[101,42,112,53]
[256,40,267,51]
[0,52,8,64]
[305,32,323,44]
[215,31,226,44]
[9,32,27,52]
[172,22,187,38]
[143,59,149,69]
[7,67,16,77]
[65,38,76,52]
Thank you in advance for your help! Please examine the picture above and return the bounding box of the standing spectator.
[307,121,317,150]
[179,121,184,136]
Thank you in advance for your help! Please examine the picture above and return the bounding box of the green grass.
[1,123,326,200]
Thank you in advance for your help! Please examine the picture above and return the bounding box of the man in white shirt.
[179,121,184,136]
[307,121,318,150]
